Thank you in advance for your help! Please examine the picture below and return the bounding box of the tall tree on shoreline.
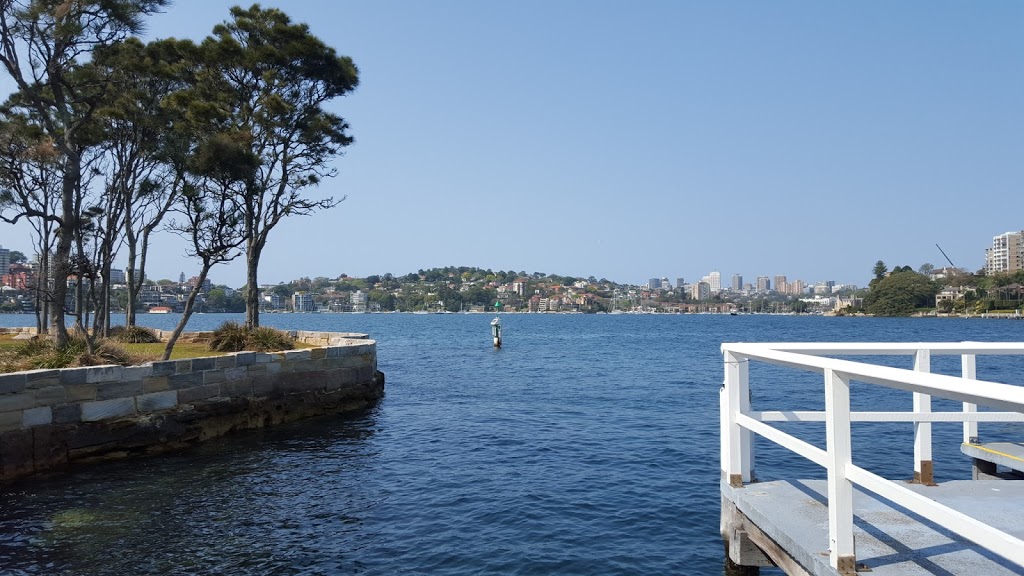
[0,0,169,347]
[92,37,193,329]
[194,5,359,328]
[161,132,255,360]
[0,115,60,333]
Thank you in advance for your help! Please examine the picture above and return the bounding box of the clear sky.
[2,1,1022,288]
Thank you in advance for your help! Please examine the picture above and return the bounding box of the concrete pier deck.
[723,479,1024,575]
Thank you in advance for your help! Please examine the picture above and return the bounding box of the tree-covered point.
[864,263,940,316]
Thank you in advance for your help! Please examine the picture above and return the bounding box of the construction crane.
[935,244,956,269]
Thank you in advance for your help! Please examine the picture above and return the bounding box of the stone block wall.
[0,333,382,483]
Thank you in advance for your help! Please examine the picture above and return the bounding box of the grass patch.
[122,341,224,361]
[0,329,313,374]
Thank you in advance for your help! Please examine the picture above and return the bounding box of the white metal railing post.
[723,350,751,486]
[738,352,755,482]
[824,368,856,574]
[913,349,934,484]
[962,353,978,444]
[720,362,729,482]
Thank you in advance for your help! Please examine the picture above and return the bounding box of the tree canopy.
[865,269,939,316]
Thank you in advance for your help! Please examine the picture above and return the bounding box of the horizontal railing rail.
[720,342,1024,573]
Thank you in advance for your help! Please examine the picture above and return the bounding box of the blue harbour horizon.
[1,313,1023,575]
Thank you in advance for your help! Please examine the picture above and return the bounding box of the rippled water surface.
[1,314,1022,575]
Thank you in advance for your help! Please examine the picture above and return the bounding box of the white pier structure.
[720,342,1024,575]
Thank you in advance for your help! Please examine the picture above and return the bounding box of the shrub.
[14,336,53,358]
[76,340,137,367]
[209,321,250,352]
[111,325,161,344]
[246,326,294,352]
[209,321,294,353]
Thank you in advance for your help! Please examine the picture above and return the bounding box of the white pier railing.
[720,342,1024,573]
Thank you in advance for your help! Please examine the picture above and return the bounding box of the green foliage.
[245,327,294,352]
[865,270,939,316]
[111,325,160,344]
[209,321,250,352]
[0,335,137,373]
[209,321,294,353]
[872,260,888,280]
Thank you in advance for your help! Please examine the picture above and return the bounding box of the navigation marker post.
[491,316,502,348]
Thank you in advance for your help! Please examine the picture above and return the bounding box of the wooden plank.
[723,498,812,576]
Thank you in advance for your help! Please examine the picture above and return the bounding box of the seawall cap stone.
[25,369,61,383]
[58,367,90,386]
[120,366,153,381]
[284,350,311,361]
[85,366,125,384]
[149,361,177,377]
[0,373,27,394]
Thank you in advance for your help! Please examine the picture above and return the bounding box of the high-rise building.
[649,278,661,289]
[773,275,787,294]
[708,271,721,293]
[292,291,314,312]
[791,279,806,295]
[661,277,671,290]
[0,245,9,276]
[985,231,1024,275]
[731,274,743,292]
[756,276,770,293]
[351,289,368,313]
[691,281,710,300]
[675,278,685,291]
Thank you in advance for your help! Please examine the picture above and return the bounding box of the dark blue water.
[0,314,1022,575]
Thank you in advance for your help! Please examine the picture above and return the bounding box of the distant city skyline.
[2,2,1022,288]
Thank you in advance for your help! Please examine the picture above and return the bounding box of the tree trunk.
[40,250,50,335]
[161,264,210,361]
[125,219,139,328]
[245,243,262,328]
[50,152,79,348]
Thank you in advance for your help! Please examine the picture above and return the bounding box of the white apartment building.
[985,231,1024,275]
[708,271,721,293]
[292,291,314,312]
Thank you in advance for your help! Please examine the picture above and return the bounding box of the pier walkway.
[720,343,1024,575]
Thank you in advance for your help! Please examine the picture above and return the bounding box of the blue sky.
[2,1,1022,288]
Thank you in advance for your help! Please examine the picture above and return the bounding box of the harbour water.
[1,314,1022,575]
